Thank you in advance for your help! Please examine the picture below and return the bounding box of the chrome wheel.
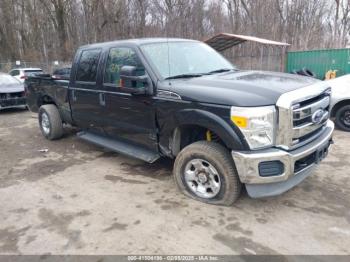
[184,158,221,199]
[41,112,50,135]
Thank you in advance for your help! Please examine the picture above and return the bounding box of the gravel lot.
[0,109,349,255]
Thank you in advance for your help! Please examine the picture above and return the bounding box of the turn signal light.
[231,116,248,128]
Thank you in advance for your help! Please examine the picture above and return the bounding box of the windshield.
[0,74,21,85]
[140,41,234,79]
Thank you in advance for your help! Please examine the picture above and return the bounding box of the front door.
[69,48,103,130]
[102,46,158,152]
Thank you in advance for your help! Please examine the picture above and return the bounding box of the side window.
[104,47,145,87]
[76,49,101,82]
[10,70,19,76]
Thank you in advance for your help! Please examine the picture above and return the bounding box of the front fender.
[158,108,249,156]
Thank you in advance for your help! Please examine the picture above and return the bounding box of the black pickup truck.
[26,38,334,206]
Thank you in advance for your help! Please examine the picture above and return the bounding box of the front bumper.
[232,120,334,198]
[0,97,26,109]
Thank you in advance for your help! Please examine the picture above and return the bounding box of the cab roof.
[79,38,198,50]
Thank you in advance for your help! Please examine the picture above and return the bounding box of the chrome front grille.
[293,95,329,125]
[291,93,330,147]
[276,82,331,150]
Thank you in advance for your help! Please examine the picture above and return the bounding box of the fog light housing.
[258,161,284,177]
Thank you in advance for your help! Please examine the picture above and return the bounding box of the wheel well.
[171,125,226,156]
[331,99,350,117]
[37,95,56,108]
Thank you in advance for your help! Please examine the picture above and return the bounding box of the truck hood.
[0,83,24,93]
[163,71,319,106]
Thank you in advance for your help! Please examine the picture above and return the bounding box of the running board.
[77,131,160,163]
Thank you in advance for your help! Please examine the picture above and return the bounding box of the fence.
[1,45,286,75]
[0,61,71,74]
[222,42,286,72]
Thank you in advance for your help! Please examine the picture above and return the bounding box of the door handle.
[71,90,77,102]
[99,93,106,106]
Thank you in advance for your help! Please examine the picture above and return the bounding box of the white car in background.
[0,73,26,110]
[327,74,350,131]
[8,68,43,83]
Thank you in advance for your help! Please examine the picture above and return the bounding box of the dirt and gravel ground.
[0,109,349,255]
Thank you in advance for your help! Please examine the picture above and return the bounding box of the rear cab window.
[76,49,102,83]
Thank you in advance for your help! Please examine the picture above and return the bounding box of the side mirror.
[120,66,153,95]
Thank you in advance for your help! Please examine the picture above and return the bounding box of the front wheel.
[38,104,63,140]
[173,141,242,206]
[335,105,350,132]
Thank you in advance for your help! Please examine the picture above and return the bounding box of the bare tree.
[1,0,349,64]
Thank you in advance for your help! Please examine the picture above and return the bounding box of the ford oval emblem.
[312,109,326,124]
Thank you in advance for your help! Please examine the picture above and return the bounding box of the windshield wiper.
[165,69,236,80]
[206,68,233,75]
[165,73,204,80]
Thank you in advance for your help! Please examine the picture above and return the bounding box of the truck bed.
[25,75,72,124]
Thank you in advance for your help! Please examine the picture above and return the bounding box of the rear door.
[69,48,103,129]
[102,46,158,152]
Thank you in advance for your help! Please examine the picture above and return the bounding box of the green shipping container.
[286,48,350,79]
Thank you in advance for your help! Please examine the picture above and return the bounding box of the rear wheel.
[335,105,350,132]
[174,141,242,206]
[38,104,63,140]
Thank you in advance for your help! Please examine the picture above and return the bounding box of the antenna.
[167,37,171,80]
[166,19,171,82]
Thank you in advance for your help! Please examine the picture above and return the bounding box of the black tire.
[38,104,63,140]
[335,105,350,132]
[173,141,242,206]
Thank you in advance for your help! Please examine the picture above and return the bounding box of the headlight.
[231,106,276,149]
